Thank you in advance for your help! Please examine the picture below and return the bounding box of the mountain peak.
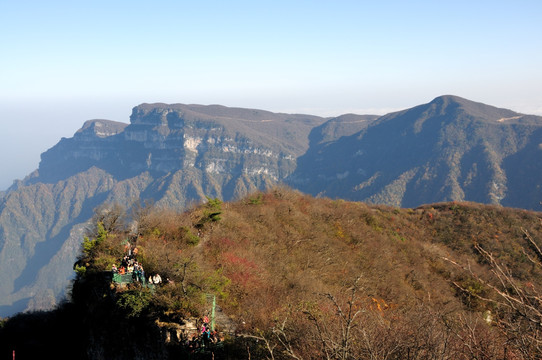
[428,95,520,122]
[430,94,467,103]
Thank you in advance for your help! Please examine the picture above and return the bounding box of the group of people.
[112,251,146,283]
[185,316,223,352]
[111,245,162,286]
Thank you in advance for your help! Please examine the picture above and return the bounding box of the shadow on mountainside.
[0,297,30,318]
[12,191,112,294]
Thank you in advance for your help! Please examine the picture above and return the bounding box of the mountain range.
[290,95,542,208]
[1,95,542,317]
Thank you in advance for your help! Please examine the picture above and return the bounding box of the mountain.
[308,113,380,146]
[289,95,542,209]
[1,103,372,317]
[35,104,326,185]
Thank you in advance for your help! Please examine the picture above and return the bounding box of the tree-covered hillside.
[2,188,542,359]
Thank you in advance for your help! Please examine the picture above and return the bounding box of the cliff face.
[38,104,324,184]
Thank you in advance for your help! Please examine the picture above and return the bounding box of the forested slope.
[2,188,542,359]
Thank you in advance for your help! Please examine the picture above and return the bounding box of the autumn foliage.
[4,187,542,359]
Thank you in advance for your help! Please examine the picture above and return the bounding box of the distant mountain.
[289,95,542,209]
[35,105,325,184]
[308,113,379,146]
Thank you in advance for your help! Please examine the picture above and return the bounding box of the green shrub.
[82,222,108,258]
[74,264,87,277]
[116,289,153,318]
[248,193,263,205]
[196,197,223,228]
[179,226,200,246]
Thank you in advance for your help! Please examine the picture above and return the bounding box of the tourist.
[153,273,162,284]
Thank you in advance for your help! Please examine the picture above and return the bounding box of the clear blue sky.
[1,0,541,190]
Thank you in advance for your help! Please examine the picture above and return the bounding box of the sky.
[1,0,541,190]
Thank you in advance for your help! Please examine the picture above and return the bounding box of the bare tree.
[87,202,126,237]
[444,227,542,359]
[301,275,365,360]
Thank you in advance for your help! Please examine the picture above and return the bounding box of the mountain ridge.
[289,95,542,209]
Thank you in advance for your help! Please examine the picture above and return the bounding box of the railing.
[111,272,154,289]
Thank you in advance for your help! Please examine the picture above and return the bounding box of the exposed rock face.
[77,119,128,138]
[37,104,324,187]
[289,95,542,209]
